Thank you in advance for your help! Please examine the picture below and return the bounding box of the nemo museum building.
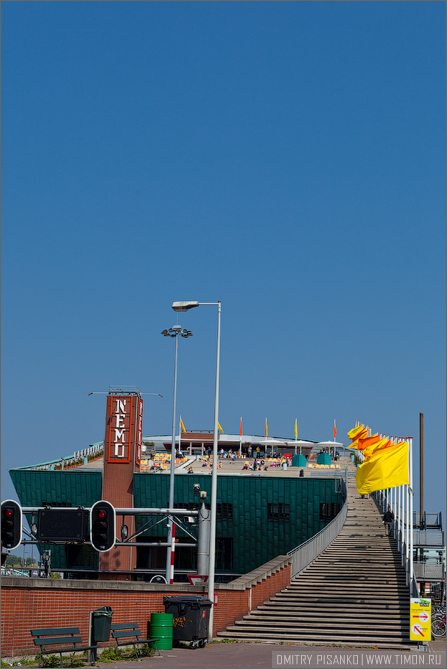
[8,388,346,582]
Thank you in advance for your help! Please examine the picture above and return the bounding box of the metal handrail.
[287,480,348,578]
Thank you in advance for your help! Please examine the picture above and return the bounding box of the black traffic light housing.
[90,501,116,552]
[1,500,22,550]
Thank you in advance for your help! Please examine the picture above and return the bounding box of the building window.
[42,502,72,507]
[65,544,98,569]
[320,503,342,521]
[136,537,166,569]
[174,502,233,520]
[268,503,290,521]
[215,538,233,570]
[216,503,233,520]
[174,502,209,512]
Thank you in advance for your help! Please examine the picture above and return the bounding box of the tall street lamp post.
[171,301,221,642]
[161,325,193,583]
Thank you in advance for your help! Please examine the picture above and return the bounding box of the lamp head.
[172,301,200,312]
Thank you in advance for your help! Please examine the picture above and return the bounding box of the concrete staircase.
[218,460,413,648]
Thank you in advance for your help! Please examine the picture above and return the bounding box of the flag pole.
[409,437,413,590]
[178,416,181,456]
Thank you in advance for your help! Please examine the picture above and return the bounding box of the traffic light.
[90,501,115,552]
[1,500,22,550]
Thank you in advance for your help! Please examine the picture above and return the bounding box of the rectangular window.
[136,537,166,569]
[215,538,233,570]
[320,503,342,521]
[268,503,290,520]
[216,503,233,520]
[42,502,72,507]
[174,502,233,520]
[65,544,98,569]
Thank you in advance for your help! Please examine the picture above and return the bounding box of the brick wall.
[1,558,291,658]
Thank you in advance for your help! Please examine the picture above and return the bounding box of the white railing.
[287,477,348,578]
[12,442,104,472]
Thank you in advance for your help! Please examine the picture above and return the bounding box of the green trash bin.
[150,612,173,650]
[92,606,113,642]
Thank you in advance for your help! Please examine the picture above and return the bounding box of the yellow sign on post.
[410,598,431,642]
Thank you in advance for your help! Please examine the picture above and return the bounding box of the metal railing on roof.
[10,443,104,472]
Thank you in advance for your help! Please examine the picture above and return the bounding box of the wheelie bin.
[91,606,113,642]
[163,596,212,648]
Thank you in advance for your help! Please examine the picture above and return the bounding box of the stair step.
[251,612,410,622]
[220,479,411,647]
[218,629,412,644]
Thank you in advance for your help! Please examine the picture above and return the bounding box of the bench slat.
[112,631,142,640]
[31,628,80,636]
[33,637,83,647]
[111,624,139,631]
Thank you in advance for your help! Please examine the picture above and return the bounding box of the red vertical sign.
[105,395,142,464]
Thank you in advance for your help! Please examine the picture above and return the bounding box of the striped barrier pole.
[169,522,176,584]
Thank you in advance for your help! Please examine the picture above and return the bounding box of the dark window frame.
[268,503,290,521]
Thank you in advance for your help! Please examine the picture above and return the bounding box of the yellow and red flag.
[179,416,186,434]
[240,417,243,437]
[356,434,381,451]
[218,422,224,435]
[347,424,368,448]
[333,420,337,440]
[356,440,409,495]
[295,419,298,440]
[265,418,268,438]
[362,437,398,460]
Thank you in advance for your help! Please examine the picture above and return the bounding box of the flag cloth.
[179,416,186,434]
[348,424,366,441]
[356,434,381,451]
[265,418,268,438]
[347,425,368,448]
[295,419,298,440]
[355,441,409,495]
[362,438,399,461]
[333,420,337,440]
[218,422,224,434]
[240,417,243,437]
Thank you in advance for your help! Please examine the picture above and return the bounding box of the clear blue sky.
[2,2,445,518]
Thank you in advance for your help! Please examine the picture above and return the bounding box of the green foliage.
[96,647,125,663]
[4,555,36,568]
[101,644,154,661]
[41,655,62,668]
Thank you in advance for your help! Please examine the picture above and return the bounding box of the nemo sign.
[104,394,143,465]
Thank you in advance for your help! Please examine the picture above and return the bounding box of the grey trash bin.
[92,606,113,642]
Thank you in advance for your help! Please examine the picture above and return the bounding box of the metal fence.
[413,530,445,547]
[413,563,445,580]
[287,480,348,578]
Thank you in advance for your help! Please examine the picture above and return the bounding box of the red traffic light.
[1,500,22,550]
[90,501,115,552]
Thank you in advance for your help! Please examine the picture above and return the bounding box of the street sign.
[187,574,209,585]
[37,509,86,541]
[410,598,431,641]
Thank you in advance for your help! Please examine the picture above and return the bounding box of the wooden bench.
[31,627,101,668]
[110,623,161,657]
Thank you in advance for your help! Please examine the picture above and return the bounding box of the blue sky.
[2,2,445,518]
